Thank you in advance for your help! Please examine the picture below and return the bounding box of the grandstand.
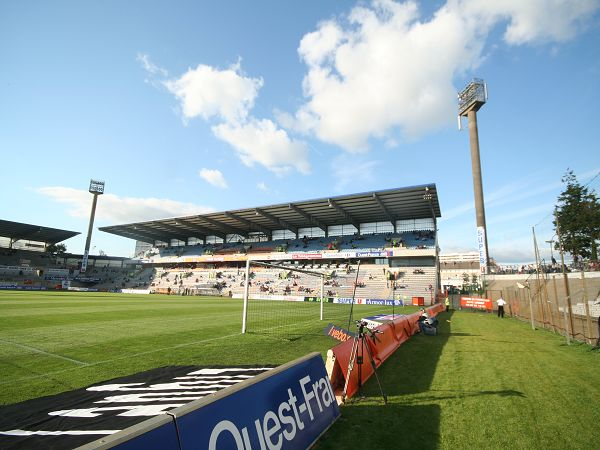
[99,185,442,305]
[0,219,133,291]
[1,186,442,304]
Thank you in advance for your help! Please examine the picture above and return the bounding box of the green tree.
[46,243,67,255]
[554,170,600,264]
[471,274,481,294]
[462,272,470,294]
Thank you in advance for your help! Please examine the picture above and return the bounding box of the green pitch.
[2,291,599,449]
[0,290,410,405]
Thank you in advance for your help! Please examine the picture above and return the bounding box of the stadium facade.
[99,185,443,305]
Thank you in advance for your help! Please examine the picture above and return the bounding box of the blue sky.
[1,0,599,264]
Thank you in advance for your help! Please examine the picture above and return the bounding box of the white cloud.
[163,62,263,123]
[290,0,598,151]
[460,0,599,45]
[439,168,594,222]
[159,60,312,175]
[487,203,554,226]
[440,201,474,221]
[199,168,228,189]
[330,154,380,192]
[257,182,268,192]
[212,118,310,176]
[489,236,535,264]
[36,187,214,223]
[136,53,168,77]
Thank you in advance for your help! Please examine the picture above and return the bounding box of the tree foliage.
[46,243,67,255]
[553,170,600,262]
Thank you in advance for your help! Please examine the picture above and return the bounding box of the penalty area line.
[0,332,242,386]
[92,332,243,365]
[0,338,88,366]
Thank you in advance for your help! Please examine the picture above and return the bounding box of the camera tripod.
[341,320,387,404]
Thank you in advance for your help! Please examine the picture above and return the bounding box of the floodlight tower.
[81,179,105,273]
[458,78,489,274]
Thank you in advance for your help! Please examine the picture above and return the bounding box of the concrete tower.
[458,79,489,275]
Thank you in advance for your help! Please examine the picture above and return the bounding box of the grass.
[318,310,600,450]
[1,291,598,449]
[0,290,409,404]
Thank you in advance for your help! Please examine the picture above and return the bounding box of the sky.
[1,0,599,264]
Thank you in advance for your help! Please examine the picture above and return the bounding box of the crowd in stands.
[146,230,436,262]
[142,262,437,301]
[493,259,600,275]
[0,230,437,298]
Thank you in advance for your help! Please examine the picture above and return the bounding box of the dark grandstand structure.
[0,220,128,290]
[0,219,79,249]
[100,184,442,304]
[100,184,441,246]
[1,185,443,304]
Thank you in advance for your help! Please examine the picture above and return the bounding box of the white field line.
[249,315,320,334]
[0,332,242,386]
[91,332,243,365]
[0,338,87,366]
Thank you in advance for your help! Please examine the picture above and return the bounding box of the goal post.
[241,259,325,334]
[241,258,251,334]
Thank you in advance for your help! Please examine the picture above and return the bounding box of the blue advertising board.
[76,415,180,450]
[77,353,339,450]
[174,352,339,450]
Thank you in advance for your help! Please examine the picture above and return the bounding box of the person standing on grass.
[497,297,506,318]
[445,296,450,312]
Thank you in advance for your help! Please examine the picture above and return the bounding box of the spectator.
[497,297,506,318]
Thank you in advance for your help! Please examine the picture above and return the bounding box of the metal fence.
[483,271,600,345]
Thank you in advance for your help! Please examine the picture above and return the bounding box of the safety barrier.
[326,303,444,402]
[78,353,339,450]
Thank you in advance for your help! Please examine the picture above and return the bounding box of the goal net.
[241,260,362,337]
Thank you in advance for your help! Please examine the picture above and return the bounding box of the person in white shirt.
[497,297,507,318]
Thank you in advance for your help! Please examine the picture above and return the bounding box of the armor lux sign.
[460,296,492,310]
[87,353,339,450]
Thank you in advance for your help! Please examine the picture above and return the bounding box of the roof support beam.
[174,219,224,240]
[134,225,188,244]
[9,227,43,243]
[124,229,167,245]
[225,212,272,238]
[157,223,205,243]
[200,216,248,238]
[121,233,155,245]
[255,208,298,236]
[327,198,361,231]
[372,193,396,229]
[288,204,327,233]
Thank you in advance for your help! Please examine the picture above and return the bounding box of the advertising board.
[79,354,338,450]
[174,352,339,450]
[477,226,487,274]
[460,296,492,310]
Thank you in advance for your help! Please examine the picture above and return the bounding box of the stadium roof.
[0,219,80,245]
[99,184,441,244]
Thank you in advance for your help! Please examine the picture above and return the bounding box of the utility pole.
[554,211,574,339]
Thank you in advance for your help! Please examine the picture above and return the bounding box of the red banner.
[327,303,444,402]
[460,296,492,310]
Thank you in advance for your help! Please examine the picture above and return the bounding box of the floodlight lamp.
[458,78,487,116]
[423,187,432,201]
[89,179,105,194]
